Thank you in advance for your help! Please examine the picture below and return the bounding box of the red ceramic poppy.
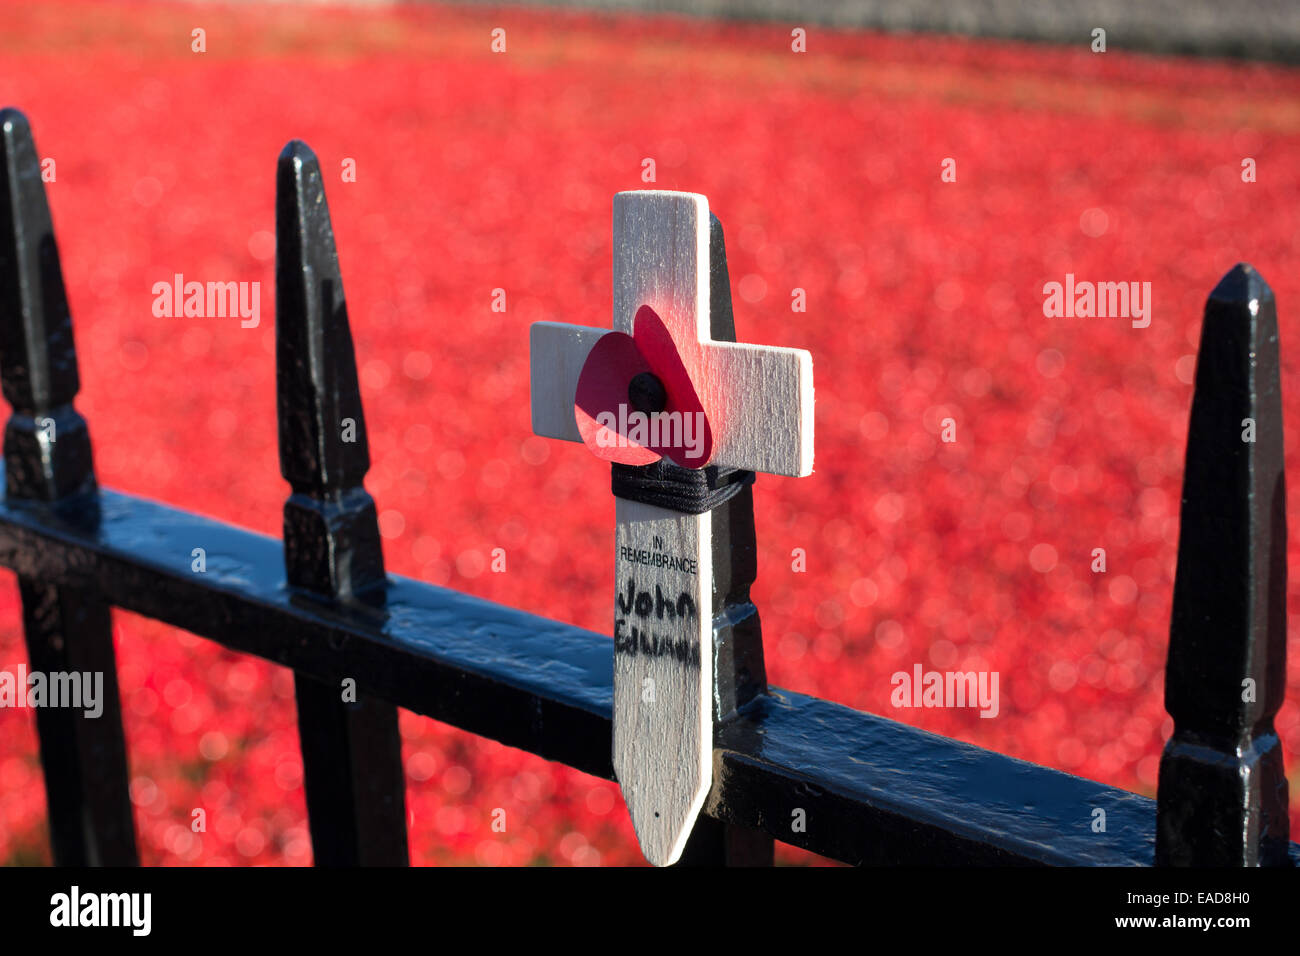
[574,305,714,468]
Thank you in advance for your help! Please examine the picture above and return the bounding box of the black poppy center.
[628,371,668,415]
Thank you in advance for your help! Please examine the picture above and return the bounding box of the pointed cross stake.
[530,191,813,866]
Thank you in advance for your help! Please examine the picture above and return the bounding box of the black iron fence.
[0,106,1293,867]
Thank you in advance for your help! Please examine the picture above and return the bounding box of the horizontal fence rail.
[1,472,1297,866]
[0,106,1295,866]
[0,476,1176,865]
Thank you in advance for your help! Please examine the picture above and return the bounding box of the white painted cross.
[529,190,813,866]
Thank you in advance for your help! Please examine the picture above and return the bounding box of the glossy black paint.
[1158,264,1290,866]
[0,108,136,866]
[275,141,408,866]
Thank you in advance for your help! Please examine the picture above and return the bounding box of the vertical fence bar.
[276,140,409,866]
[0,108,137,865]
[676,216,774,866]
[1157,263,1290,866]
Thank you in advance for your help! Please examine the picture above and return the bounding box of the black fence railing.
[0,106,1294,867]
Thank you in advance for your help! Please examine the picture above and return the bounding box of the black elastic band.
[611,459,755,514]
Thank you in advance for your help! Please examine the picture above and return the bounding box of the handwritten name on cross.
[529,190,813,866]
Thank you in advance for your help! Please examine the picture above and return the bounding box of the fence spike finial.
[0,107,95,503]
[1157,262,1289,866]
[0,109,134,866]
[276,139,407,865]
[275,138,384,599]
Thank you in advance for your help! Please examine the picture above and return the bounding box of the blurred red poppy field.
[1,0,1299,865]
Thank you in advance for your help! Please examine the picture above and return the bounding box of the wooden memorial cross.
[530,191,813,866]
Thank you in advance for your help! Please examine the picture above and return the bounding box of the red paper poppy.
[574,305,714,468]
